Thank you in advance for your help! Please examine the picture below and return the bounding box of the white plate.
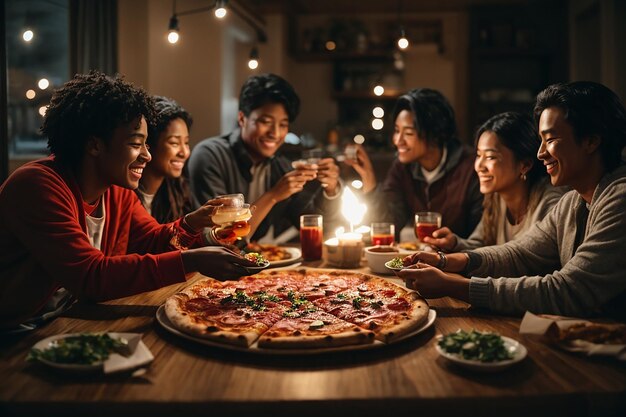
[238,260,271,273]
[267,247,302,268]
[435,336,527,372]
[384,259,405,272]
[156,305,436,355]
[30,332,152,372]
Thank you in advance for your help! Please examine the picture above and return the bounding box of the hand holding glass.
[415,212,442,241]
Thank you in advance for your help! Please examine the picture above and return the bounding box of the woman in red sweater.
[0,71,255,329]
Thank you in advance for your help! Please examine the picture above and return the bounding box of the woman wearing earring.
[424,112,564,251]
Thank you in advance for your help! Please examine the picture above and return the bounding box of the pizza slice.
[258,309,375,349]
[165,285,287,347]
[313,277,429,343]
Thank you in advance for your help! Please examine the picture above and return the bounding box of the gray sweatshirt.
[467,165,626,319]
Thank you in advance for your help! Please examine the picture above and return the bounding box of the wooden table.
[1,259,625,417]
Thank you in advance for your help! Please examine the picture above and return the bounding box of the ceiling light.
[372,107,384,118]
[214,0,227,19]
[397,27,409,50]
[167,15,180,44]
[248,47,259,70]
[22,29,34,42]
[38,78,49,90]
[372,119,384,130]
[373,85,385,96]
[26,89,36,99]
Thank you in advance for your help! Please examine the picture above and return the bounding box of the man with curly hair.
[0,71,254,329]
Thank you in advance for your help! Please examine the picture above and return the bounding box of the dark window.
[5,0,69,156]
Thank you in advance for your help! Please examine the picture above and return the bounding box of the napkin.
[103,333,154,374]
[519,312,626,361]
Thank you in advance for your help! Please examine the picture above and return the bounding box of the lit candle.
[338,232,363,246]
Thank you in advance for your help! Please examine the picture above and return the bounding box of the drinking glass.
[300,214,323,261]
[212,203,252,244]
[370,222,395,246]
[414,212,442,241]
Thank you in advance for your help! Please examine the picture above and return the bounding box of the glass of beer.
[300,214,323,261]
[212,203,252,244]
[370,222,395,246]
[414,212,442,241]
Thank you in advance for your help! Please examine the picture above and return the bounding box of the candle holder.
[323,233,364,268]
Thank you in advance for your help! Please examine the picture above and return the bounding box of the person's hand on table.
[398,263,470,301]
[316,157,340,195]
[402,251,469,273]
[181,246,257,280]
[421,227,457,252]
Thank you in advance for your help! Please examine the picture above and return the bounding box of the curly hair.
[138,96,194,223]
[41,71,156,170]
[238,73,300,122]
[474,112,545,245]
[392,88,459,148]
[534,81,626,172]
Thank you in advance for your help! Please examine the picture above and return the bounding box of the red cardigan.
[0,157,201,326]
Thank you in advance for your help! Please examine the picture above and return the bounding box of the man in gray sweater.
[399,81,626,320]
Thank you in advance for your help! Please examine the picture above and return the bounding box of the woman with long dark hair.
[136,96,196,223]
[424,112,564,251]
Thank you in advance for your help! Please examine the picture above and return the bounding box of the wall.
[118,0,260,147]
[118,3,469,147]
[569,0,626,101]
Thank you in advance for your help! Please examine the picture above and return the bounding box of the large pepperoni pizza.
[164,269,429,350]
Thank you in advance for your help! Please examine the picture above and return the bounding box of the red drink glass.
[370,222,395,246]
[300,214,323,261]
[414,212,442,241]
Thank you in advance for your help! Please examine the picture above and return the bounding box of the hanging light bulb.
[22,29,34,42]
[397,27,409,50]
[373,85,385,96]
[214,0,228,19]
[248,47,259,70]
[167,15,179,44]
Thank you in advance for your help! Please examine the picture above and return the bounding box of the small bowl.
[364,246,409,274]
[384,258,405,272]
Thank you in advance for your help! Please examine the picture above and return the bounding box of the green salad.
[387,257,404,269]
[244,252,268,266]
[28,333,127,365]
[438,330,513,362]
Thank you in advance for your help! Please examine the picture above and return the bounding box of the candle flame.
[341,187,367,228]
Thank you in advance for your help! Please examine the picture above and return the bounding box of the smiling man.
[398,81,626,320]
[0,72,254,329]
[188,73,341,242]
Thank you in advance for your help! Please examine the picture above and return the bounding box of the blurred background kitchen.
[2,0,625,182]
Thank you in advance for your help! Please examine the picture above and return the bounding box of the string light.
[397,27,409,50]
[214,0,227,19]
[372,106,384,118]
[26,89,36,99]
[167,15,179,44]
[373,85,385,96]
[372,119,384,130]
[22,30,34,42]
[38,78,49,90]
[248,47,259,70]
